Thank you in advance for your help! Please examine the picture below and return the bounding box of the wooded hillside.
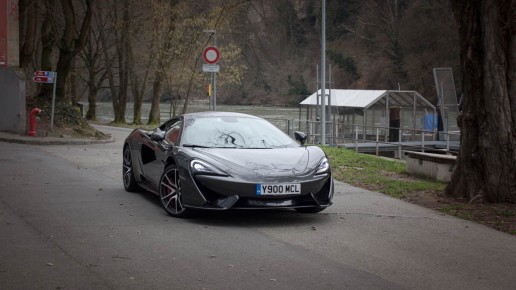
[19,0,459,112]
[221,0,459,106]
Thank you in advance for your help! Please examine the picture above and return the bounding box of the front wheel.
[123,145,141,192]
[159,164,190,218]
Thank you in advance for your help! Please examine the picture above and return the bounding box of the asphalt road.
[0,125,515,290]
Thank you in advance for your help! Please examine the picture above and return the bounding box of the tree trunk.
[93,4,118,123]
[129,40,154,125]
[113,0,131,124]
[69,58,78,105]
[19,0,38,72]
[446,0,516,203]
[85,58,97,120]
[86,86,97,120]
[50,0,93,103]
[40,0,54,72]
[38,1,54,99]
[131,79,143,125]
[148,70,163,125]
[55,48,74,104]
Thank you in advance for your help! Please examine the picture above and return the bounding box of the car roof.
[182,111,262,120]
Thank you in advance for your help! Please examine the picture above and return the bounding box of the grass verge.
[321,146,446,198]
[321,146,516,236]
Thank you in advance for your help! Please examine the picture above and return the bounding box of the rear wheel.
[123,146,141,192]
[295,207,325,214]
[159,164,190,217]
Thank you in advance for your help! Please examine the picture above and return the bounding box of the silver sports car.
[123,111,334,217]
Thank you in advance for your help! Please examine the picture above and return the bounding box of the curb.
[0,134,115,146]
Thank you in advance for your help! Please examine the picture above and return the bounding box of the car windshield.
[181,116,298,149]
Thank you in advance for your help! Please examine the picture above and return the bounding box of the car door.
[141,118,181,189]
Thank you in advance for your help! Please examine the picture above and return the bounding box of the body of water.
[92,101,306,133]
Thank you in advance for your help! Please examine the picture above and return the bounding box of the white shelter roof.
[300,89,387,108]
[299,89,435,110]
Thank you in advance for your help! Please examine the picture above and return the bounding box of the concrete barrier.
[405,151,455,182]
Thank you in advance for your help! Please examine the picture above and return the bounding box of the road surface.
[0,125,515,289]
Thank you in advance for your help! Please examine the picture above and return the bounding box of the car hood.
[192,147,322,179]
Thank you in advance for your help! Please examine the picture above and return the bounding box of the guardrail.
[264,118,460,158]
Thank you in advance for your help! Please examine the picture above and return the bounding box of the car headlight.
[190,160,228,176]
[315,157,330,175]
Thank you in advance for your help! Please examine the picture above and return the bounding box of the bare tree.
[19,0,40,72]
[361,0,407,84]
[93,1,120,122]
[129,43,154,125]
[79,24,108,120]
[446,0,516,202]
[148,70,163,125]
[45,0,94,102]
[147,0,178,125]
[96,0,132,124]
[159,0,249,117]
[128,1,157,125]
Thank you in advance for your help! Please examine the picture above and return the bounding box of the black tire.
[123,145,141,192]
[295,207,326,214]
[159,164,190,218]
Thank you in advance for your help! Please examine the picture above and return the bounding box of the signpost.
[202,64,220,73]
[203,30,219,111]
[33,70,57,129]
[34,70,55,77]
[203,46,220,64]
[33,76,54,83]
[33,71,55,83]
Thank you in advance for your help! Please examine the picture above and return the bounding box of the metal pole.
[320,0,326,146]
[422,128,425,153]
[204,30,217,111]
[398,127,402,159]
[210,73,213,110]
[328,63,333,147]
[412,92,416,141]
[363,109,366,141]
[212,72,216,111]
[353,125,358,152]
[376,128,379,156]
[385,93,389,141]
[316,64,320,143]
[51,72,57,130]
[213,31,217,111]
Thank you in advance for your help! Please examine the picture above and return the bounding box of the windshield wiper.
[183,144,239,149]
[243,147,273,149]
[182,144,212,148]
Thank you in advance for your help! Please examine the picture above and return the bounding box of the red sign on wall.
[0,0,8,67]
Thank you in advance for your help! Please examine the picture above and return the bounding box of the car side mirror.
[150,129,165,142]
[294,131,307,145]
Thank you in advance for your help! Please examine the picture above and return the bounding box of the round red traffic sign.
[203,46,220,64]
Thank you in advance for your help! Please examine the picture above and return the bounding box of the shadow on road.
[185,209,332,228]
[130,188,332,228]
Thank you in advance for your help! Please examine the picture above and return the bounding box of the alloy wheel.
[123,147,133,189]
[160,165,186,216]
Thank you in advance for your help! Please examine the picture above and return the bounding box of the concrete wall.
[0,68,26,134]
[405,152,456,182]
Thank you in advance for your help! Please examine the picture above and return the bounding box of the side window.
[159,117,180,131]
[164,121,182,145]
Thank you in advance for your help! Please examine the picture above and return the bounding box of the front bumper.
[182,173,334,210]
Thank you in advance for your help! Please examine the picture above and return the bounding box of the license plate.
[256,183,301,195]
